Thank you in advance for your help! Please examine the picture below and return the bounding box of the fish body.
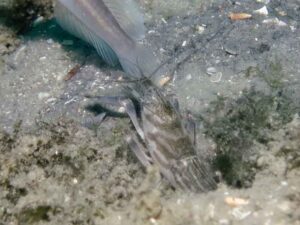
[55,0,158,78]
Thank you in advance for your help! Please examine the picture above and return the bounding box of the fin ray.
[102,0,145,41]
[119,44,161,78]
[54,2,120,66]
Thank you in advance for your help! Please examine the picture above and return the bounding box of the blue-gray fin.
[121,99,145,140]
[84,95,128,117]
[84,95,145,140]
[126,134,152,167]
[82,113,106,129]
[102,0,145,41]
[119,44,160,78]
[54,2,119,67]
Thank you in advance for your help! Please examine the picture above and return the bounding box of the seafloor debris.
[229,13,252,21]
[225,197,250,207]
[253,6,268,16]
[64,64,81,81]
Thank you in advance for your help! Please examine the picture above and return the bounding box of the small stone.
[256,0,270,4]
[196,25,205,34]
[219,219,230,224]
[277,10,287,16]
[257,156,268,168]
[38,92,50,100]
[280,181,288,186]
[186,74,192,80]
[277,201,291,213]
[118,106,126,113]
[46,38,54,44]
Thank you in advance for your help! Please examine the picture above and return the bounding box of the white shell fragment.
[256,0,270,4]
[253,6,268,16]
[210,72,222,83]
[263,18,287,26]
[231,208,252,220]
[206,67,217,75]
[196,25,205,34]
[206,67,222,82]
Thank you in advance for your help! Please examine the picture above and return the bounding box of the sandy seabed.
[0,0,299,224]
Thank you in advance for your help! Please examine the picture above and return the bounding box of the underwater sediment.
[0,0,300,224]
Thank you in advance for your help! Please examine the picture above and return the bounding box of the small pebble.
[196,25,205,34]
[47,39,54,44]
[186,74,192,80]
[277,201,291,213]
[219,219,229,225]
[256,0,270,4]
[38,92,50,100]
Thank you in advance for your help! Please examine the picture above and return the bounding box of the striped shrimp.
[85,79,217,192]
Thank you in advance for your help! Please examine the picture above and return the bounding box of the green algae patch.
[203,63,300,188]
[205,90,273,187]
[0,24,20,55]
[0,0,53,30]
[18,205,52,224]
[0,119,145,224]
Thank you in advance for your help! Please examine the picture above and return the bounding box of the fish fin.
[121,99,145,140]
[54,2,119,66]
[119,44,161,79]
[126,135,153,167]
[118,57,142,78]
[102,0,146,41]
[183,112,197,146]
[171,156,217,192]
[82,113,106,129]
